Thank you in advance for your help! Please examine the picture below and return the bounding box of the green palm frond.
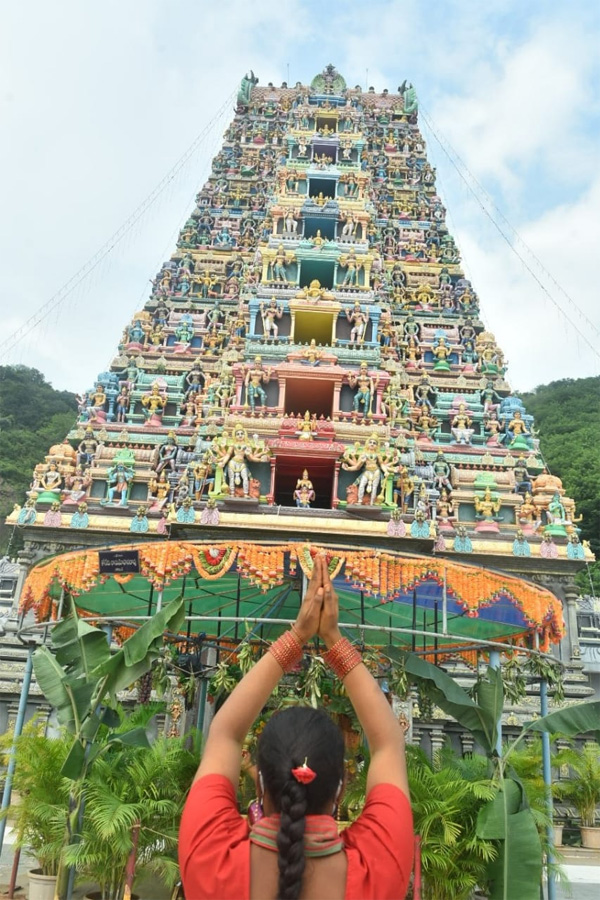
[67,730,197,898]
[406,746,497,900]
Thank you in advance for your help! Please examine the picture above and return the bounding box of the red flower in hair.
[291,758,317,784]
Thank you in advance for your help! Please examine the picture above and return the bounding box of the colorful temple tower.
[9,66,594,726]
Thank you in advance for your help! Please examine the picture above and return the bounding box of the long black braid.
[257,707,345,900]
[276,779,308,900]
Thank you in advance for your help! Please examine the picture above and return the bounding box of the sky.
[1,0,599,395]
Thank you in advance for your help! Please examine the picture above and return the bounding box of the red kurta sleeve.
[341,784,413,900]
[179,774,250,900]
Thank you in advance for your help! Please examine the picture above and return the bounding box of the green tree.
[519,376,600,593]
[0,365,77,554]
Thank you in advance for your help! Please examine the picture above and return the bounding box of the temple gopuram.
[6,65,595,739]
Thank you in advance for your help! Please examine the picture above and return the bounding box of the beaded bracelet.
[269,629,304,673]
[323,638,362,681]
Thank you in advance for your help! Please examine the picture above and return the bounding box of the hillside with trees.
[0,365,77,554]
[519,375,600,592]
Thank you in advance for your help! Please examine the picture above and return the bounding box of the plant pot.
[84,893,140,900]
[84,894,139,900]
[28,869,58,900]
[581,826,600,849]
[553,823,564,846]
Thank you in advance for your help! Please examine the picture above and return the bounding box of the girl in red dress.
[179,554,413,900]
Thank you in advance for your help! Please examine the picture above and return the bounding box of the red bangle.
[269,629,304,673]
[289,624,305,646]
[323,638,362,680]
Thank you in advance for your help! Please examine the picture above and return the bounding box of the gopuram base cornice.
[12,513,593,576]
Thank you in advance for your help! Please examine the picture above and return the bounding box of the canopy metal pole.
[66,624,113,900]
[196,678,208,735]
[535,624,556,900]
[234,575,241,640]
[301,571,308,599]
[19,615,565,660]
[0,644,35,855]
[56,587,65,621]
[540,677,556,900]
[185,600,193,649]
[147,583,154,615]
[488,648,502,756]
[181,575,189,647]
[442,566,448,635]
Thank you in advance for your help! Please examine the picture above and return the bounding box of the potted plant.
[553,741,600,849]
[64,726,198,900]
[0,720,71,900]
[552,820,565,849]
[505,736,568,850]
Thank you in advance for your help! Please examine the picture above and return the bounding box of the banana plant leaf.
[61,739,87,781]
[102,597,185,699]
[477,778,542,900]
[386,647,502,754]
[523,700,600,744]
[49,608,112,675]
[32,649,97,732]
[104,727,151,750]
[32,596,185,780]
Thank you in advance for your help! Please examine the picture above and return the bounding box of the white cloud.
[454,176,600,391]
[429,18,599,190]
[0,0,310,388]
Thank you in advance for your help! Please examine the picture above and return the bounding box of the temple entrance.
[274,455,336,509]
[284,377,333,419]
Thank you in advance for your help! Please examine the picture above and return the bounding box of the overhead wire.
[0,86,237,362]
[102,96,233,378]
[419,104,600,363]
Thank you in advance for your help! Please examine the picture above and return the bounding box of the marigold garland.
[18,541,564,648]
[236,543,286,591]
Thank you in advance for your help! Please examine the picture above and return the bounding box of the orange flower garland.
[18,541,565,648]
[138,542,194,588]
[236,543,286,591]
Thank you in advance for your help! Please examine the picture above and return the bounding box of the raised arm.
[194,557,326,787]
[318,564,409,799]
